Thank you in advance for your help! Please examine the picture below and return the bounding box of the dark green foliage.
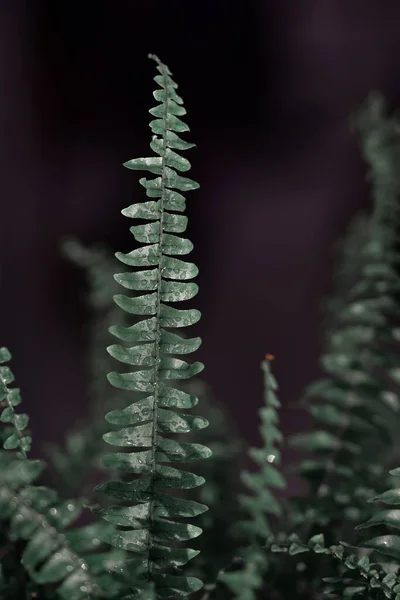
[4,58,400,600]
[218,356,286,600]
[356,465,400,564]
[0,350,127,600]
[94,54,212,599]
[289,91,400,544]
[236,355,286,542]
[217,550,266,600]
[266,533,400,600]
[323,211,370,335]
[46,240,128,498]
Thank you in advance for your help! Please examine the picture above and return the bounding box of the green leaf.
[130,221,160,243]
[157,409,209,433]
[149,100,186,118]
[160,305,201,327]
[150,115,189,134]
[102,450,151,473]
[364,535,400,560]
[154,493,208,518]
[0,347,11,363]
[114,293,158,315]
[162,233,194,256]
[110,318,157,342]
[114,270,158,291]
[93,504,150,528]
[356,509,400,530]
[107,369,155,393]
[160,280,198,302]
[367,487,400,504]
[106,397,155,425]
[150,546,200,569]
[156,436,212,461]
[159,331,201,354]
[107,343,156,367]
[116,245,160,267]
[159,357,204,380]
[103,422,154,447]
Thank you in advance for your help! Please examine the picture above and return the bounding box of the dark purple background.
[1,1,400,456]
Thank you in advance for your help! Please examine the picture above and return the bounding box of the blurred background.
[1,0,400,458]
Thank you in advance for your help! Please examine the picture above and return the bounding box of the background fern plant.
[46,239,128,498]
[217,355,286,600]
[0,348,127,600]
[93,54,212,599]
[288,91,400,545]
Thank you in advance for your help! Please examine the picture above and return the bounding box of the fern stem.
[146,52,169,583]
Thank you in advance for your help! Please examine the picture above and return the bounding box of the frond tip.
[95,55,211,599]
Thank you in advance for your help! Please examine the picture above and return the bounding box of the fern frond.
[0,348,31,457]
[217,357,285,600]
[0,453,113,599]
[323,211,370,335]
[46,239,129,497]
[0,349,126,599]
[265,533,398,599]
[289,91,400,539]
[94,54,212,599]
[355,465,400,564]
[216,530,398,600]
[236,355,286,542]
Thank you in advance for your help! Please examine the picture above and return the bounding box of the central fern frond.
[95,55,212,599]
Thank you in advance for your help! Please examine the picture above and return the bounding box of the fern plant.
[288,91,400,545]
[0,347,127,600]
[215,355,286,600]
[46,239,129,498]
[323,210,370,338]
[0,347,31,457]
[93,54,212,599]
[236,355,286,543]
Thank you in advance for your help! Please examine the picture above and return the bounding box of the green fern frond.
[61,237,126,420]
[0,348,31,457]
[46,239,128,497]
[0,349,127,599]
[323,211,370,335]
[355,466,400,564]
[237,355,286,542]
[0,453,115,600]
[218,357,285,600]
[266,533,398,599]
[289,92,400,539]
[94,54,212,599]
